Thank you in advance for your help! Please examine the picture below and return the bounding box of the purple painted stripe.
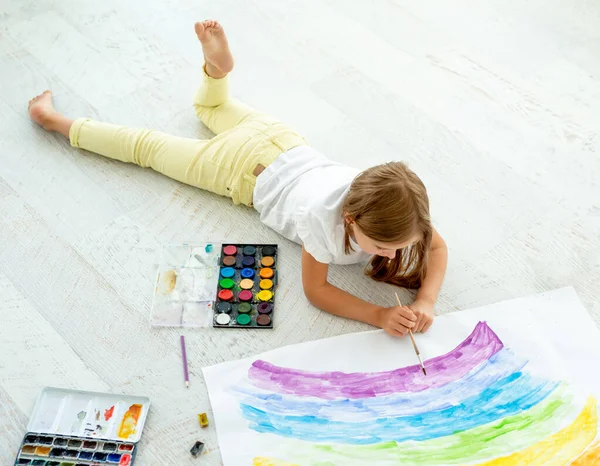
[248,321,503,399]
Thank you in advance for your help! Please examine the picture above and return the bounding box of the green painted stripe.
[300,384,574,465]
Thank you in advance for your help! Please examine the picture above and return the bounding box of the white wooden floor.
[1,0,599,464]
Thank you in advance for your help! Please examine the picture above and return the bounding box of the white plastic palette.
[150,242,222,328]
[15,387,150,466]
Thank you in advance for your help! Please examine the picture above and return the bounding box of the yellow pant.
[69,69,306,206]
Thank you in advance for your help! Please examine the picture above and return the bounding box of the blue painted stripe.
[236,350,526,419]
[240,372,558,444]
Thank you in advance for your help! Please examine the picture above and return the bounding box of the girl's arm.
[409,227,448,331]
[301,246,417,337]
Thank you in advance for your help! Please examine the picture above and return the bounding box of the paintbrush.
[395,292,427,376]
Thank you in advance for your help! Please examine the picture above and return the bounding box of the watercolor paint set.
[213,244,278,329]
[14,388,150,466]
[150,243,278,329]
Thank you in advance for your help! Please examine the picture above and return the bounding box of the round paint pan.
[237,302,252,314]
[216,313,231,325]
[217,302,232,313]
[238,290,253,302]
[222,256,236,266]
[257,303,273,314]
[259,268,274,279]
[262,245,276,256]
[236,314,251,325]
[220,267,235,278]
[259,279,273,290]
[239,279,254,290]
[219,278,235,289]
[218,289,233,301]
[240,268,255,279]
[260,256,275,267]
[257,290,273,302]
[241,256,255,267]
[242,245,256,256]
[257,314,271,326]
[223,245,237,256]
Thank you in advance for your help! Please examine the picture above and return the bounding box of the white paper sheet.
[203,288,600,465]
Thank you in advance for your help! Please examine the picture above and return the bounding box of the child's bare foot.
[194,20,234,78]
[28,90,74,138]
[28,90,59,130]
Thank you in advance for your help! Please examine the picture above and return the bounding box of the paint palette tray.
[213,244,278,329]
[150,243,222,327]
[14,387,150,466]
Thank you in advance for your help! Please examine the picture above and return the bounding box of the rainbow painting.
[203,290,600,466]
[231,322,598,465]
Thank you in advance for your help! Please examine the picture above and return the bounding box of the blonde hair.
[343,162,432,289]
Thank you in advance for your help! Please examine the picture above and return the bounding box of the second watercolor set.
[150,243,278,329]
[14,387,149,466]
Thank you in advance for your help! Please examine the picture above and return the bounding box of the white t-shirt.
[253,145,372,265]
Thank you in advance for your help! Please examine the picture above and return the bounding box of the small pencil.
[395,292,427,376]
[181,335,190,388]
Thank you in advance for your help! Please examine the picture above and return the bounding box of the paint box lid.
[27,387,150,443]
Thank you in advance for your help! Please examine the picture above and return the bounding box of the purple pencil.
[180,335,190,388]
